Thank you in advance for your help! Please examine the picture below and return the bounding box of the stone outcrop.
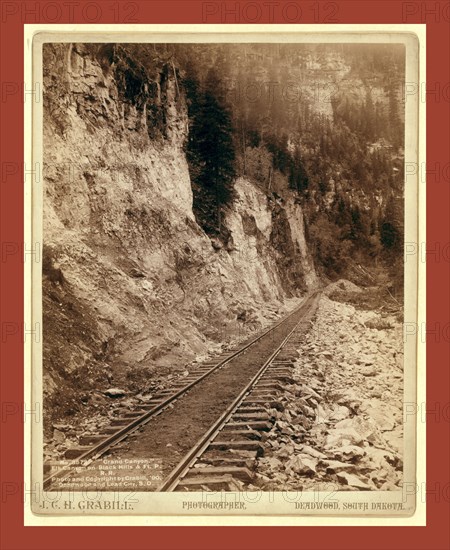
[42,44,317,430]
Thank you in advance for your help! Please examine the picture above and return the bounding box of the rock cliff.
[42,44,317,426]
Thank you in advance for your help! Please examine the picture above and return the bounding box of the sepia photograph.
[28,28,422,519]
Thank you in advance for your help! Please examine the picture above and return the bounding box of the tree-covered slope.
[159,43,405,289]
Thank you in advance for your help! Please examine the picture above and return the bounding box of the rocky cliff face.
[42,44,316,426]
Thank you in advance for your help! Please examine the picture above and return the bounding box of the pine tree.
[185,72,236,235]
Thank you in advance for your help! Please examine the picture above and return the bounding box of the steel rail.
[157,293,318,492]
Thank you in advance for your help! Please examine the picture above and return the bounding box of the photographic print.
[27,27,422,519]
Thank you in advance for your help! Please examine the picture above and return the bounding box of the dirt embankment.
[257,285,403,491]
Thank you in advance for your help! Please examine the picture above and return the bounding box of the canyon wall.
[42,44,317,423]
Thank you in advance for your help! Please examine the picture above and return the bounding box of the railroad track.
[158,293,319,491]
[44,292,319,491]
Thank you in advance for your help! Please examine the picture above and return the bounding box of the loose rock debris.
[256,294,403,492]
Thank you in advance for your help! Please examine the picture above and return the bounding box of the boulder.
[360,366,377,377]
[359,400,397,432]
[334,389,362,410]
[323,460,358,474]
[285,455,317,476]
[277,443,296,458]
[357,354,376,367]
[337,472,372,490]
[298,445,327,460]
[259,456,283,471]
[52,423,71,432]
[325,427,364,448]
[329,405,351,422]
[53,428,65,443]
[329,445,366,461]
[382,429,403,454]
[334,416,383,446]
[104,388,126,398]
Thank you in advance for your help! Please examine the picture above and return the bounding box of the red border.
[1,1,449,549]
